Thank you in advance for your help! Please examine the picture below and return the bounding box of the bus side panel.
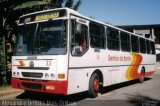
[108,66,129,84]
[102,64,156,86]
[67,68,112,95]
[67,54,156,94]
[104,53,156,85]
[67,69,90,94]
[103,65,140,85]
[141,54,156,75]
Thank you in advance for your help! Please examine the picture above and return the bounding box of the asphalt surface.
[0,70,160,106]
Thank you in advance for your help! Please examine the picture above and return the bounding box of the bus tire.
[88,73,100,98]
[139,68,145,83]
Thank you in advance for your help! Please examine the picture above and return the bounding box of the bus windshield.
[16,20,67,55]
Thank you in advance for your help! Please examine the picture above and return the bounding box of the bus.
[12,8,156,98]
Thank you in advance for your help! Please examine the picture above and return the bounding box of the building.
[117,24,160,61]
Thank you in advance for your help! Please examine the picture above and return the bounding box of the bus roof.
[20,7,154,41]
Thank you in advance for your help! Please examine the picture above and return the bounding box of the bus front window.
[16,24,36,55]
[16,20,67,55]
[34,20,67,55]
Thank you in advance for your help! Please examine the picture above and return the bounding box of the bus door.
[69,16,89,67]
[68,16,90,93]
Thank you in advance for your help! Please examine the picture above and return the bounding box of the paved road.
[0,70,160,106]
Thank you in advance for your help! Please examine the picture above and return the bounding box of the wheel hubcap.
[93,79,99,91]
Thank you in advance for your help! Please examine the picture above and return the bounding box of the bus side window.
[150,41,155,54]
[146,40,151,54]
[120,32,131,52]
[71,21,88,56]
[140,38,146,54]
[106,27,119,51]
[90,22,105,49]
[131,35,139,53]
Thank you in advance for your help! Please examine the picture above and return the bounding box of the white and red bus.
[12,8,156,98]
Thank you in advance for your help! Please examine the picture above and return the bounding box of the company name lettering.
[108,55,132,61]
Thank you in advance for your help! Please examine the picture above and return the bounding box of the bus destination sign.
[35,12,59,21]
[19,9,66,24]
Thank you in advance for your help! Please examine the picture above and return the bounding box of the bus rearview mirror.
[76,24,81,34]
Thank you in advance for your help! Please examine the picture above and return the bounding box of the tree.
[65,0,82,10]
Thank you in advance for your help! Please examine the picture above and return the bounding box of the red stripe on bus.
[126,53,142,80]
[145,71,156,76]
[11,78,68,95]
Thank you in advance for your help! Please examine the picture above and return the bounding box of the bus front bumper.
[11,78,68,95]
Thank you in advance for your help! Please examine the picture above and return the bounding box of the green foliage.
[13,1,48,10]
[65,0,74,8]
[73,0,82,10]
[0,39,4,70]
[0,36,5,72]
[65,0,82,10]
[47,0,64,9]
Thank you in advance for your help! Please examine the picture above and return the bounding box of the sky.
[75,0,160,25]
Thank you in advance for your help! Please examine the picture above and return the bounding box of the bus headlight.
[13,72,16,76]
[50,73,55,78]
[17,72,20,77]
[45,73,49,78]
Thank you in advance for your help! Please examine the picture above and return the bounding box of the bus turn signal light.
[58,74,65,79]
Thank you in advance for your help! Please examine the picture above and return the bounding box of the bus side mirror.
[71,19,83,45]
[76,23,81,35]
[72,19,81,35]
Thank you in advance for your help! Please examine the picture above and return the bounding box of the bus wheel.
[88,73,100,98]
[139,68,145,83]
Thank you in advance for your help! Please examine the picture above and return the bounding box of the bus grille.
[22,72,43,78]
[21,82,42,90]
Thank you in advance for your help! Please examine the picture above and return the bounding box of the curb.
[0,86,23,98]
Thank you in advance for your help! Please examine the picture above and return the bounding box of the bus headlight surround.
[50,73,55,78]
[17,72,20,77]
[13,72,16,76]
[45,73,49,78]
